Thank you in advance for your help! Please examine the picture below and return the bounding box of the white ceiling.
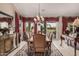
[14,3,79,17]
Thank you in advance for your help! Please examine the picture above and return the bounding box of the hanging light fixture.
[33,3,44,23]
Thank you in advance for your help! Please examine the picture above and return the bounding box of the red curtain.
[22,17,26,32]
[25,17,59,22]
[44,17,59,22]
[34,23,37,34]
[15,12,19,33]
[62,17,68,34]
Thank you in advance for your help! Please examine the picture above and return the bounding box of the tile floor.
[8,39,79,56]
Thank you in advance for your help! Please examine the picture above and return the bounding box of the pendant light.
[34,3,44,23]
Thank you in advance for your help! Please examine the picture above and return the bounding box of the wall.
[0,3,16,30]
[0,3,15,16]
[0,3,23,48]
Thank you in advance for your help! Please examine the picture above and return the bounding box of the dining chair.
[32,34,48,56]
[46,33,53,55]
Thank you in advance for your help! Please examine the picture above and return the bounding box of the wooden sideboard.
[0,34,13,55]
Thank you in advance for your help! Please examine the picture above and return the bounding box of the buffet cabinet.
[0,35,13,55]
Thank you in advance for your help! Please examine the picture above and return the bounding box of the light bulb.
[36,16,40,21]
[73,17,79,27]
[41,16,44,21]
[34,18,37,22]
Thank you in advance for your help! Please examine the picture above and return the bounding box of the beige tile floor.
[8,41,62,56]
[53,39,79,56]
[8,39,79,56]
[8,41,27,56]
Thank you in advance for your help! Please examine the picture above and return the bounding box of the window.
[25,22,29,32]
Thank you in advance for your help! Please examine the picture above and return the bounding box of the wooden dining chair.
[46,33,53,55]
[48,32,50,39]
[32,34,48,56]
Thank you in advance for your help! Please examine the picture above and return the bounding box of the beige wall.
[0,3,16,28]
[0,3,22,28]
[0,3,15,16]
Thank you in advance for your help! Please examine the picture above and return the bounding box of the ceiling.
[14,3,79,17]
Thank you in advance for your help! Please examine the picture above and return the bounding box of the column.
[12,14,16,48]
[22,17,26,41]
[15,12,20,47]
[56,17,62,40]
[59,16,63,40]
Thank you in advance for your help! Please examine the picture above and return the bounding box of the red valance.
[44,17,59,22]
[24,17,59,22]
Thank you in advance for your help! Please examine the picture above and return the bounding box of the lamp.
[36,16,40,22]
[40,16,44,21]
[73,17,79,27]
[34,18,37,22]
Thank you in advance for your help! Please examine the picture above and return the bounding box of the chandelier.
[33,3,44,23]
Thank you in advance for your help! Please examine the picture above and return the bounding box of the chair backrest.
[48,32,50,38]
[33,34,46,48]
[49,32,52,39]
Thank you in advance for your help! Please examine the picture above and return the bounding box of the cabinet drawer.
[0,40,5,53]
[5,39,12,52]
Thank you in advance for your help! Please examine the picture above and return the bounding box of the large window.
[25,22,29,32]
[46,22,57,38]
[46,22,56,32]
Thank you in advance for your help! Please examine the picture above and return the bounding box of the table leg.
[74,39,77,56]
[60,38,62,46]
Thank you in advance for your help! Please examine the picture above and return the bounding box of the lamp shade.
[40,16,44,21]
[73,17,79,27]
[36,16,40,21]
[34,18,37,22]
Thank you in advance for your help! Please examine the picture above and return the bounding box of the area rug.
[14,43,63,56]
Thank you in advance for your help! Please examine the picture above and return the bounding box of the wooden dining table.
[28,36,51,48]
[28,36,51,42]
